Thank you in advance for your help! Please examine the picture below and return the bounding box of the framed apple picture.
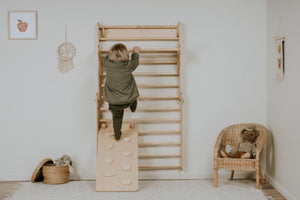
[8,11,38,40]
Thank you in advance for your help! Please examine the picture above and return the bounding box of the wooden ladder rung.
[138,142,181,147]
[139,96,179,100]
[99,37,179,41]
[100,96,179,101]
[100,107,180,112]
[138,130,180,135]
[101,49,178,53]
[99,25,177,29]
[102,72,179,77]
[139,165,181,170]
[140,60,177,64]
[138,154,180,158]
[99,119,180,123]
[100,84,179,88]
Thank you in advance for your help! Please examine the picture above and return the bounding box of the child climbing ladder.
[96,123,138,191]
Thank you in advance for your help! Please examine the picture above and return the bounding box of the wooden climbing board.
[96,124,138,191]
[96,22,183,172]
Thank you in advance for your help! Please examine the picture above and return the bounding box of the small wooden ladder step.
[100,96,179,101]
[102,72,179,77]
[100,119,180,124]
[99,37,179,41]
[139,165,181,170]
[99,25,177,29]
[138,142,181,147]
[139,60,177,65]
[101,48,178,53]
[100,107,180,112]
[138,154,180,158]
[100,84,179,88]
[138,130,180,135]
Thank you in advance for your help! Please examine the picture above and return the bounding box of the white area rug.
[4,179,268,200]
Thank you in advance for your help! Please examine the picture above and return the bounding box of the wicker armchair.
[214,123,269,188]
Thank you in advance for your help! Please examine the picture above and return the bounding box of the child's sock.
[114,130,122,140]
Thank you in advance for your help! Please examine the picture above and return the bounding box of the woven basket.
[42,163,69,184]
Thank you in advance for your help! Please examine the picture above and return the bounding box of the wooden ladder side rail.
[177,22,184,170]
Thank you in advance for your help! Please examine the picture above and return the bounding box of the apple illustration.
[17,19,28,32]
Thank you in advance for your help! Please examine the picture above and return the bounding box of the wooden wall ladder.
[96,22,183,171]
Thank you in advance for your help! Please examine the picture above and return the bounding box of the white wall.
[0,0,267,181]
[266,1,300,200]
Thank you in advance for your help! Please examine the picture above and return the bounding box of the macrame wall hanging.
[57,26,76,73]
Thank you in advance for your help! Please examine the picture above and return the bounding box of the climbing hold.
[105,144,113,150]
[101,123,108,129]
[122,165,131,171]
[123,137,131,143]
[103,173,115,177]
[105,158,113,164]
[121,180,132,185]
[122,152,132,156]
[129,124,135,129]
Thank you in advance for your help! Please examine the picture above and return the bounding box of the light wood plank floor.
[0,179,286,200]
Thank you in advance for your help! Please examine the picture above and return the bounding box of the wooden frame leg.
[214,169,218,187]
[256,170,260,189]
[230,170,234,180]
[259,168,265,184]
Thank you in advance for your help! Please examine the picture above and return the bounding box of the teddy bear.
[54,154,74,173]
[220,125,260,159]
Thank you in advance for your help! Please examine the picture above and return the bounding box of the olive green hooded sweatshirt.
[103,53,139,104]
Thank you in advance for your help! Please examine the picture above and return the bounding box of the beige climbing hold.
[103,173,115,177]
[121,180,132,185]
[105,158,113,164]
[105,144,113,150]
[123,137,131,143]
[122,165,131,171]
[101,123,108,129]
[105,132,114,136]
[122,152,132,157]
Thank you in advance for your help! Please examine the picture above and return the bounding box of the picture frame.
[8,10,38,40]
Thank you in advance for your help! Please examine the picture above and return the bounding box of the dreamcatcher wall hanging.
[57,26,76,73]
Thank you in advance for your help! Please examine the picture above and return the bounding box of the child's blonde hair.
[108,43,129,61]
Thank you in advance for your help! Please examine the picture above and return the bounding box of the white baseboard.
[265,174,297,200]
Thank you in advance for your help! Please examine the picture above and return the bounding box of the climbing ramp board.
[96,124,138,192]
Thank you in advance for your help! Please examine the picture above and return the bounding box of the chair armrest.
[214,130,225,160]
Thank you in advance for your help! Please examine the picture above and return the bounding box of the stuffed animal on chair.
[220,125,260,159]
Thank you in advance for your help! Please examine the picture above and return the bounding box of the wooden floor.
[0,179,286,200]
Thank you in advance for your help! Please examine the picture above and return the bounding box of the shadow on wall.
[265,130,274,177]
